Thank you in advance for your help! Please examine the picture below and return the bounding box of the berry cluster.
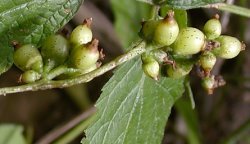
[13,18,103,83]
[140,11,245,94]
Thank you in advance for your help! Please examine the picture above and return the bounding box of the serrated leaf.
[167,0,224,9]
[0,0,83,75]
[0,124,26,144]
[110,0,151,48]
[137,0,225,9]
[82,57,185,144]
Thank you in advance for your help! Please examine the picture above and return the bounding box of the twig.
[0,40,147,96]
[203,3,250,18]
[35,107,96,144]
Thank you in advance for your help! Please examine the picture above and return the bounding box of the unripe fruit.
[203,14,221,40]
[153,11,179,46]
[201,76,215,95]
[140,20,159,41]
[212,35,242,59]
[21,70,41,83]
[69,39,100,70]
[142,56,160,80]
[200,51,216,72]
[167,59,193,78]
[70,18,93,46]
[150,49,169,64]
[173,27,205,55]
[13,44,43,73]
[41,34,70,67]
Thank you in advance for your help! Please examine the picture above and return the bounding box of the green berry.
[173,27,205,55]
[200,51,216,72]
[13,44,43,73]
[70,18,93,46]
[69,39,100,70]
[140,20,159,41]
[201,76,215,94]
[167,58,193,78]
[150,49,168,64]
[203,15,221,40]
[41,34,70,68]
[212,35,242,59]
[142,56,160,80]
[153,11,179,46]
[21,70,41,83]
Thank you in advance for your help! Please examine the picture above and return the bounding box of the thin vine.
[0,40,147,96]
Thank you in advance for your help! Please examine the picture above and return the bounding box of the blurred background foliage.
[0,0,250,143]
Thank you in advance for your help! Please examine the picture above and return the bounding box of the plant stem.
[204,3,250,18]
[36,107,96,144]
[0,40,147,96]
[185,77,195,109]
[53,114,97,144]
[149,5,160,20]
[218,4,250,18]
[45,65,68,80]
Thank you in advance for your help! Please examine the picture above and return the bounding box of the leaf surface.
[0,124,26,144]
[83,56,185,144]
[0,0,83,75]
[110,0,151,48]
[137,0,224,9]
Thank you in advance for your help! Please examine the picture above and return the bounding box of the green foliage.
[0,124,26,144]
[166,0,224,9]
[82,3,189,143]
[137,0,224,9]
[0,0,83,75]
[83,58,185,144]
[110,0,151,48]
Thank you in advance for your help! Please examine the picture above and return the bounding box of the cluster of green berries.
[13,18,103,83]
[140,12,245,94]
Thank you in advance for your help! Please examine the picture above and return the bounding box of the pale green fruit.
[41,34,70,67]
[13,44,43,73]
[70,19,93,46]
[142,59,160,80]
[212,35,242,59]
[69,39,99,70]
[173,27,205,55]
[200,51,216,72]
[201,76,215,94]
[203,17,221,39]
[21,70,41,83]
[153,11,179,46]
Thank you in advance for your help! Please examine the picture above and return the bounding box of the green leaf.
[0,124,26,144]
[167,0,224,9]
[82,57,185,144]
[137,0,224,10]
[175,99,202,144]
[110,0,151,48]
[0,0,83,75]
